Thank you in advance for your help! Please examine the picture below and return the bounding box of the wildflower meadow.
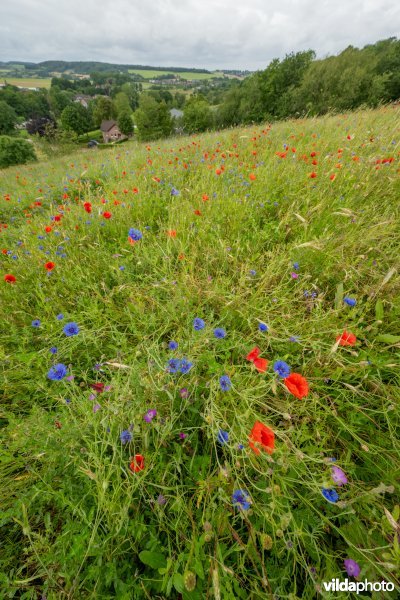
[0,106,399,599]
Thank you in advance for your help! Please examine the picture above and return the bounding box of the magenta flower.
[344,559,360,578]
[179,432,187,440]
[144,409,157,423]
[180,388,189,398]
[93,403,101,413]
[331,465,348,486]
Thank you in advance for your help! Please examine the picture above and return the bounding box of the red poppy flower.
[336,331,357,347]
[249,421,275,455]
[45,226,52,233]
[130,454,145,472]
[284,373,309,399]
[309,172,317,178]
[167,230,177,238]
[83,202,92,213]
[90,382,105,393]
[44,262,55,271]
[194,209,202,216]
[215,169,222,175]
[2,249,8,254]
[54,215,62,222]
[249,173,256,181]
[246,347,268,373]
[4,274,16,283]
[103,212,112,219]
[202,194,209,202]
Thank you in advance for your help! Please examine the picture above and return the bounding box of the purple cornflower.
[322,488,339,503]
[47,363,67,381]
[291,272,299,279]
[344,559,361,578]
[93,403,101,413]
[217,429,229,444]
[180,387,189,398]
[273,360,291,379]
[213,328,226,339]
[331,466,348,486]
[144,409,157,423]
[168,340,178,350]
[193,317,205,330]
[157,494,167,505]
[179,432,187,440]
[63,322,79,336]
[167,358,181,373]
[120,430,132,444]
[232,489,251,510]
[128,228,143,241]
[219,375,231,391]
[344,297,357,307]
[180,359,193,374]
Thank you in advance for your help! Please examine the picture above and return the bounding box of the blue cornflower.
[238,443,244,450]
[128,228,143,241]
[167,358,181,374]
[32,319,41,328]
[217,429,229,444]
[120,430,132,444]
[56,314,64,320]
[193,317,205,330]
[119,266,125,271]
[322,488,339,503]
[258,323,268,332]
[232,489,251,510]
[273,360,291,379]
[289,336,300,343]
[219,375,231,391]
[344,297,356,307]
[293,262,300,270]
[63,322,80,337]
[47,363,68,381]
[171,187,180,196]
[249,270,257,276]
[50,347,58,355]
[168,340,178,350]
[213,328,226,339]
[180,359,193,374]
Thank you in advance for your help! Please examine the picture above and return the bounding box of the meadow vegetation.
[0,106,399,599]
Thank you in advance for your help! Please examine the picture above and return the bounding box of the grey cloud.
[0,0,399,69]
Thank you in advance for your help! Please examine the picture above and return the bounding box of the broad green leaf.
[375,300,384,321]
[139,551,167,569]
[375,334,400,344]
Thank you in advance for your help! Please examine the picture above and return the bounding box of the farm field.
[0,107,399,599]
[128,69,223,80]
[0,77,52,88]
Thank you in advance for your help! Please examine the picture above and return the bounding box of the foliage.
[0,103,399,599]
[0,100,18,135]
[61,104,93,135]
[183,97,213,133]
[117,111,134,136]
[134,94,173,141]
[0,135,36,167]
[92,96,117,127]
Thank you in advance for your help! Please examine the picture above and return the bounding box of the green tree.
[174,92,186,108]
[114,92,131,116]
[0,101,18,135]
[0,136,36,168]
[120,82,140,110]
[61,104,92,135]
[134,95,173,141]
[117,111,134,136]
[183,98,213,133]
[92,96,117,127]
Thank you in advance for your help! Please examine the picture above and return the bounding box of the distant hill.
[1,60,213,74]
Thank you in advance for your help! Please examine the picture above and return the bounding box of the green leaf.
[334,283,343,310]
[375,300,384,321]
[173,573,185,593]
[375,334,400,344]
[139,551,167,569]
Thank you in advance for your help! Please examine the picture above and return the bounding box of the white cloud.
[0,0,399,69]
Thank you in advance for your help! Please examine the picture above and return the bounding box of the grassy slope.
[1,77,52,88]
[128,69,222,80]
[0,107,399,599]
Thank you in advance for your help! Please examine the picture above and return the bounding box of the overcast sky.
[1,0,399,70]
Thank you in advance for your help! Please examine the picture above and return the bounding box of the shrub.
[0,136,37,169]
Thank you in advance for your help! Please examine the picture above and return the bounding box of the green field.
[0,107,399,598]
[128,69,223,80]
[1,77,51,88]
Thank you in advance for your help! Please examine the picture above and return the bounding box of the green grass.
[1,77,51,88]
[0,107,399,599]
[128,69,223,80]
